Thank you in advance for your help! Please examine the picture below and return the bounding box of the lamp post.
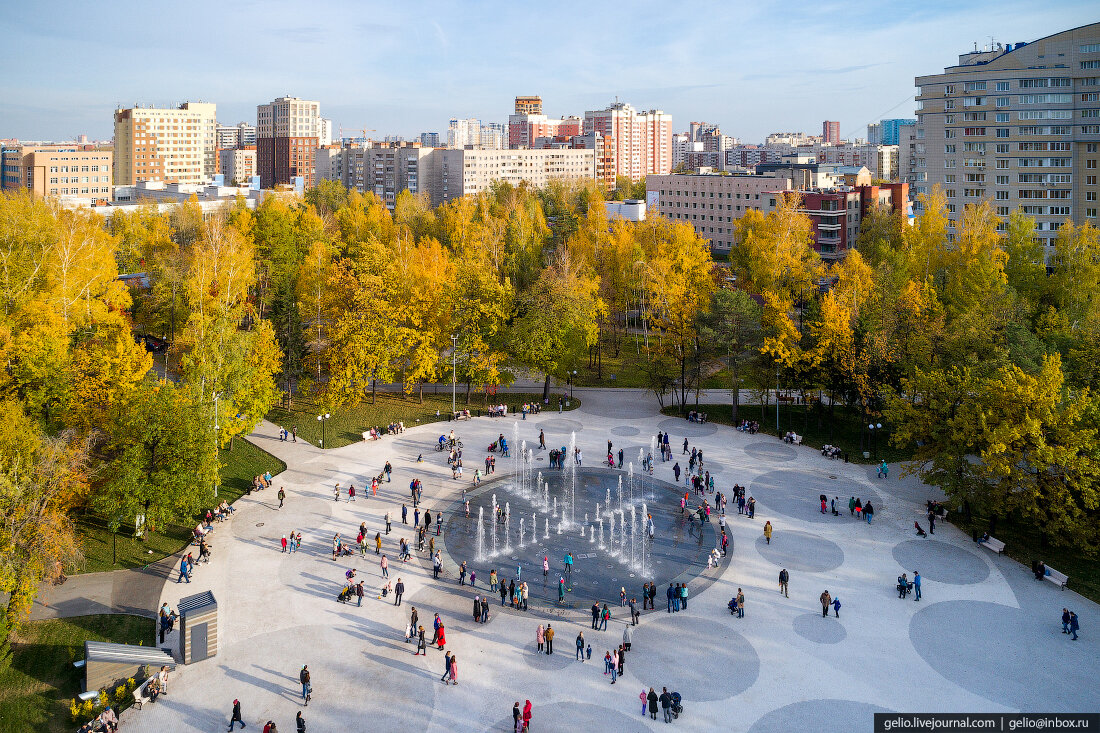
[451,334,458,415]
[569,370,577,400]
[868,422,883,460]
[213,393,220,499]
[318,412,330,448]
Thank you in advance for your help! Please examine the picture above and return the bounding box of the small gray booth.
[178,590,218,663]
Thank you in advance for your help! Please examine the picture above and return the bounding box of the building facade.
[584,102,673,186]
[427,147,596,206]
[1,143,113,204]
[113,102,217,185]
[507,114,582,148]
[216,122,256,151]
[256,97,321,189]
[915,24,1100,248]
[822,120,841,144]
[218,147,257,185]
[514,96,543,115]
[880,118,917,145]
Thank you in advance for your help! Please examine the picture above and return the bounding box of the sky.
[0,0,1095,143]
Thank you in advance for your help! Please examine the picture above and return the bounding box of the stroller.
[670,692,683,719]
[337,585,354,603]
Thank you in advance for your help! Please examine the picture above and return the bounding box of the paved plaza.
[115,389,1099,731]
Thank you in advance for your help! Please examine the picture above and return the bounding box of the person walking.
[385,512,392,535]
[393,578,404,606]
[623,623,633,652]
[299,665,311,705]
[610,647,618,684]
[459,561,467,586]
[864,500,874,524]
[820,590,832,617]
[576,631,585,661]
[849,496,856,516]
[536,624,544,653]
[600,604,611,631]
[1062,608,1072,634]
[779,568,789,597]
[281,536,288,553]
[480,596,489,623]
[513,702,522,733]
[763,521,772,544]
[278,488,285,508]
[673,463,681,482]
[380,555,389,579]
[544,624,554,654]
[736,588,745,618]
[832,595,841,617]
[1069,611,1080,641]
[648,688,659,720]
[591,601,600,629]
[440,651,452,683]
[295,711,305,733]
[228,699,245,731]
[415,625,426,656]
[177,554,191,584]
[913,571,922,602]
[681,583,689,610]
[449,653,458,685]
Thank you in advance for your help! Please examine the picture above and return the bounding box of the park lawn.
[0,614,154,733]
[267,390,578,449]
[572,334,654,388]
[661,402,911,465]
[75,439,286,574]
[950,512,1100,605]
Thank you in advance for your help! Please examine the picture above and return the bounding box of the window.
[1019,78,1048,88]
[1090,144,1099,152]
[996,159,1010,168]
[946,189,956,198]
[997,206,1011,215]
[945,84,955,94]
[996,113,1010,122]
[996,81,1011,92]
[996,96,1010,107]
[945,115,955,124]
[964,112,987,121]
[997,128,1010,137]
[963,97,985,107]
[1088,175,1098,186]
[1083,60,1100,70]
[996,143,1010,153]
[1084,125,1100,134]
[996,175,1009,184]
[964,128,986,136]
[944,159,955,168]
[945,174,956,182]
[964,81,986,91]
[945,100,955,110]
[944,144,956,153]
[1084,110,1100,118]
[1082,43,1100,53]
[1084,94,1100,102]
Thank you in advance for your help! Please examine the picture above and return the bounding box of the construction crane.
[338,126,376,144]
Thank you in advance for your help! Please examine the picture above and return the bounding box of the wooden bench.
[776,394,796,404]
[453,411,470,421]
[1045,567,1069,590]
[977,536,1005,554]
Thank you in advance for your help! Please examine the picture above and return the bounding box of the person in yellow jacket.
[763,521,773,544]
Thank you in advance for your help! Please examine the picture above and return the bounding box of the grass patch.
[949,512,1100,604]
[572,334,653,388]
[661,402,912,465]
[267,390,578,449]
[0,614,154,733]
[75,439,286,574]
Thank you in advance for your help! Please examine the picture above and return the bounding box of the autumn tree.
[698,287,763,422]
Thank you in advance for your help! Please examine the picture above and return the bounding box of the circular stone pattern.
[792,612,847,644]
[610,425,640,436]
[658,417,718,438]
[910,601,1098,711]
[750,470,880,525]
[891,540,989,585]
[521,642,574,671]
[627,615,759,701]
[755,531,844,573]
[536,418,584,434]
[744,441,798,462]
[749,700,895,733]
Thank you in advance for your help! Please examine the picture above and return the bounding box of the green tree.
[698,287,763,422]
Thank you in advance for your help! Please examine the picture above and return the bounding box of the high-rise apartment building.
[218,147,257,186]
[583,102,673,186]
[419,132,440,147]
[515,96,543,115]
[256,96,321,188]
[915,23,1100,248]
[508,114,582,148]
[113,102,218,185]
[427,147,596,206]
[822,120,841,144]
[479,123,506,149]
[447,118,481,148]
[216,122,257,151]
[880,118,917,145]
[868,123,883,145]
[1,143,113,203]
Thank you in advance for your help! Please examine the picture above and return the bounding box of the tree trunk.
[542,373,551,402]
[371,378,376,404]
[731,364,739,424]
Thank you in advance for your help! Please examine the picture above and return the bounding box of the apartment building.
[447,118,481,148]
[218,147,257,185]
[256,97,321,188]
[915,23,1100,248]
[508,114,582,148]
[419,132,441,147]
[584,102,672,186]
[216,122,257,150]
[793,182,909,259]
[646,172,791,254]
[113,102,217,185]
[822,120,841,144]
[347,142,435,207]
[514,96,543,115]
[1,143,113,203]
[427,147,596,206]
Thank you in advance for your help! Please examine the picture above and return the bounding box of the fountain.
[492,506,499,556]
[628,463,634,507]
[557,519,563,535]
[552,496,557,518]
[595,501,601,521]
[606,486,612,511]
[518,518,525,548]
[544,517,550,538]
[599,519,605,548]
[477,506,485,560]
[617,481,623,514]
[568,431,577,527]
[590,526,595,543]
[504,502,511,552]
[630,506,637,569]
[532,512,537,545]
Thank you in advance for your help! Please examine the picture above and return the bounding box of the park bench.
[1045,567,1069,590]
[777,394,796,404]
[977,536,1005,555]
[453,410,470,421]
[131,676,156,709]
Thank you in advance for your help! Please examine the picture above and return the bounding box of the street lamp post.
[868,422,883,460]
[318,412,330,448]
[451,334,458,415]
[213,393,220,499]
[570,370,577,400]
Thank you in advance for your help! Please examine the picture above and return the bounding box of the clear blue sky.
[0,0,1094,143]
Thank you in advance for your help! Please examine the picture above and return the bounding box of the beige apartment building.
[256,97,321,188]
[915,23,1100,249]
[646,172,791,253]
[113,102,217,185]
[1,143,113,204]
[217,147,257,185]
[427,147,596,206]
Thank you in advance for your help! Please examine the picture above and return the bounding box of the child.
[586,644,592,660]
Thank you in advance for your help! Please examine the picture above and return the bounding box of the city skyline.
[0,1,1094,143]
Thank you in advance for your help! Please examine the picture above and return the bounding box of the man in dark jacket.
[1062,608,1072,634]
[779,569,789,598]
[591,602,601,629]
[394,578,404,606]
[299,666,311,704]
[660,688,673,723]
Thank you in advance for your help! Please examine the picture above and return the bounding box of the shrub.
[69,698,81,722]
[97,689,109,711]
[114,684,128,703]
[126,676,136,692]
[79,699,95,719]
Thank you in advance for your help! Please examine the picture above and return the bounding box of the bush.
[69,697,81,722]
[114,684,127,703]
[97,689,108,711]
[79,699,95,719]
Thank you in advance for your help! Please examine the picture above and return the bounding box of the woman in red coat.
[521,700,532,731]
[436,624,446,649]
